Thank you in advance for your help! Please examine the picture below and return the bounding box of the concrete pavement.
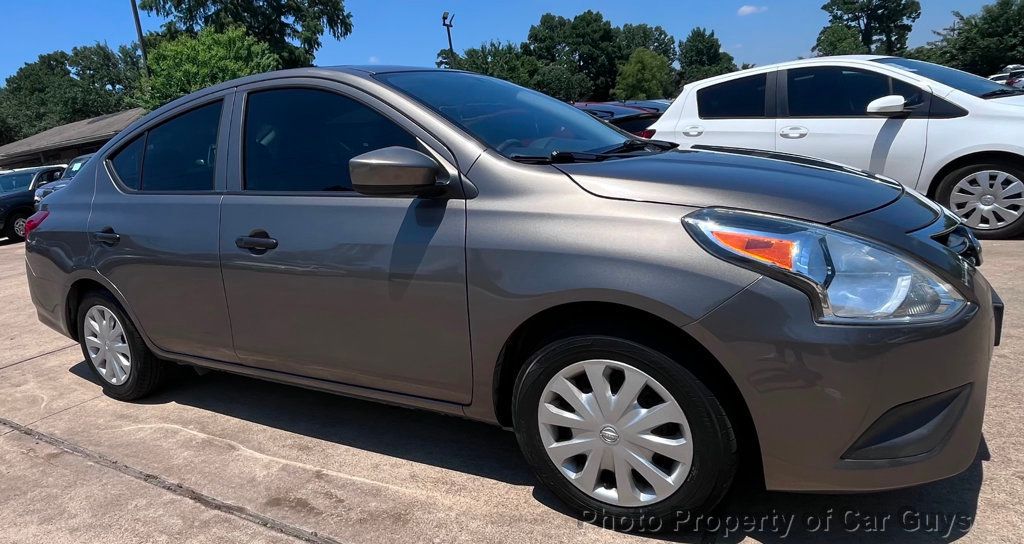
[1,238,1022,543]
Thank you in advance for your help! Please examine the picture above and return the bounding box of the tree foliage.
[613,48,674,99]
[813,22,871,55]
[909,0,1024,76]
[139,0,353,68]
[817,0,921,55]
[678,28,737,85]
[139,27,280,108]
[0,44,142,145]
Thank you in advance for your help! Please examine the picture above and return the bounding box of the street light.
[442,11,455,58]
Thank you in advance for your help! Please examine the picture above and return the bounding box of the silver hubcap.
[950,170,1024,230]
[13,217,26,238]
[537,360,693,507]
[84,305,132,385]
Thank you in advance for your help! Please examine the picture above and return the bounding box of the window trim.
[696,71,775,120]
[104,96,229,195]
[779,66,933,119]
[230,80,462,198]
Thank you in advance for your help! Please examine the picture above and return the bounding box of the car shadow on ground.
[69,361,986,543]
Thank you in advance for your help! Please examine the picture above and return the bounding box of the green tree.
[0,44,142,145]
[139,27,279,108]
[813,21,872,55]
[617,24,676,62]
[526,10,621,100]
[677,28,737,85]
[819,0,921,55]
[139,0,352,68]
[435,41,539,87]
[911,0,1024,76]
[530,62,593,102]
[612,48,674,99]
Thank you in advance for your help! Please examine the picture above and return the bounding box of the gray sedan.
[24,66,1000,529]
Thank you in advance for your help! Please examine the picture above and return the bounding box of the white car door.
[775,65,928,186]
[666,71,776,151]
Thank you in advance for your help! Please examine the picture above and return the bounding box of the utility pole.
[441,12,455,59]
[130,0,151,77]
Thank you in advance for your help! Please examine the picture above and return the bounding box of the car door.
[219,81,473,404]
[90,92,237,362]
[671,71,776,151]
[776,65,928,185]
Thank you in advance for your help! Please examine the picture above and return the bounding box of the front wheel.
[512,336,736,530]
[936,163,1024,239]
[3,212,28,242]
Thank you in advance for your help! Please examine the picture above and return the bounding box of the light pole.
[442,12,455,58]
[130,0,150,77]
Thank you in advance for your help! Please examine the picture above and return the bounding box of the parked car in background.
[34,154,93,207]
[0,165,64,241]
[573,101,661,137]
[1006,69,1024,89]
[26,66,999,528]
[651,55,1024,238]
[989,73,1009,84]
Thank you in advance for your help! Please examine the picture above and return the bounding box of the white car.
[651,55,1024,238]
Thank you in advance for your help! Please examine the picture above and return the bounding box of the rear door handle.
[235,234,278,252]
[681,125,704,137]
[91,229,120,246]
[779,126,809,139]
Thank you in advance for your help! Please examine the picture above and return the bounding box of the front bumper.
[684,269,997,492]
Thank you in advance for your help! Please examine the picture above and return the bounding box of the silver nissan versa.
[25,67,1001,528]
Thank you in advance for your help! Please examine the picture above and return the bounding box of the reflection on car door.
[775,66,927,185]
[218,83,473,404]
[90,94,237,362]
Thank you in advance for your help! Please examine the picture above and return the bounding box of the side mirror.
[866,95,907,116]
[349,146,443,197]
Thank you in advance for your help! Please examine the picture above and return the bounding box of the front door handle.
[779,126,809,139]
[235,232,278,252]
[681,125,704,137]
[91,229,120,246]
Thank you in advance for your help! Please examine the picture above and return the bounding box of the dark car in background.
[0,165,64,241]
[34,154,93,208]
[572,101,663,137]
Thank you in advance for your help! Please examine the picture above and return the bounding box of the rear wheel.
[512,336,736,531]
[936,163,1024,239]
[78,291,168,400]
[3,212,28,242]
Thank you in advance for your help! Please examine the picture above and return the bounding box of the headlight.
[684,208,966,324]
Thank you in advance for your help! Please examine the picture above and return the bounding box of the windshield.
[60,156,90,180]
[377,71,628,159]
[0,172,35,193]
[874,57,1018,98]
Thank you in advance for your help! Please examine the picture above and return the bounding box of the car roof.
[678,55,944,90]
[0,165,63,175]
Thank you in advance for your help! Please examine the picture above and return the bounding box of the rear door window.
[109,135,145,190]
[787,67,900,117]
[697,74,768,119]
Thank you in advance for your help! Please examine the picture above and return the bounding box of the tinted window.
[244,88,421,192]
[110,136,145,190]
[141,101,222,191]
[875,57,1016,98]
[378,71,627,159]
[0,172,35,193]
[697,74,767,119]
[613,116,658,134]
[788,67,893,117]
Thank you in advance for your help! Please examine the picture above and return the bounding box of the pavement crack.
[0,416,344,544]
[0,344,77,371]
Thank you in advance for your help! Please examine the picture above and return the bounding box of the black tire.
[77,290,168,400]
[935,162,1024,239]
[512,336,736,532]
[3,211,28,242]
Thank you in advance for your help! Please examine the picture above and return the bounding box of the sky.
[0,0,991,81]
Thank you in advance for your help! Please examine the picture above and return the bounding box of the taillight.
[638,128,656,139]
[24,210,49,239]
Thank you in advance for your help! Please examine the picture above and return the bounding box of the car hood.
[555,147,904,224]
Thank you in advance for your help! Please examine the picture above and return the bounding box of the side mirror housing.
[349,146,444,197]
[866,95,908,116]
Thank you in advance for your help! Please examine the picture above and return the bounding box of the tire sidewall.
[512,336,732,530]
[937,163,1024,239]
[4,211,28,242]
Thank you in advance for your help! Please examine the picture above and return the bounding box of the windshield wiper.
[980,88,1024,98]
[596,138,679,155]
[509,150,610,164]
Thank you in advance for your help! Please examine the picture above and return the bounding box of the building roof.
[0,108,146,164]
